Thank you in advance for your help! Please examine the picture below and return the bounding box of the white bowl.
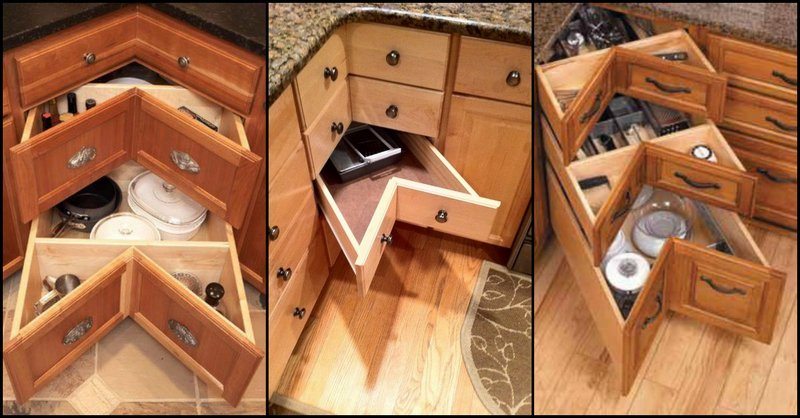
[129,195,205,241]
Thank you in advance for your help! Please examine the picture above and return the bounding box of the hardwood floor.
[274,223,511,414]
[533,225,798,415]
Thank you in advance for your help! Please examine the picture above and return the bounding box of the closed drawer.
[269,86,303,181]
[304,80,352,175]
[295,28,348,127]
[12,9,137,109]
[268,226,329,398]
[316,129,499,296]
[707,34,797,103]
[722,87,797,148]
[268,141,313,255]
[454,37,532,105]
[349,76,443,137]
[346,23,450,90]
[136,8,263,116]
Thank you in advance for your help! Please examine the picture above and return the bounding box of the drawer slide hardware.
[765,116,797,132]
[771,70,797,87]
[645,77,692,94]
[435,209,448,223]
[756,168,797,184]
[168,319,198,347]
[700,276,746,295]
[293,307,306,319]
[674,172,721,189]
[641,293,662,330]
[170,150,200,174]
[67,146,97,169]
[579,91,603,124]
[63,317,93,345]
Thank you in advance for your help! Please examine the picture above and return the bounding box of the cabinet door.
[3,116,25,278]
[444,94,532,247]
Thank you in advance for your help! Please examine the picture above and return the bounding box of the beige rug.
[461,261,532,415]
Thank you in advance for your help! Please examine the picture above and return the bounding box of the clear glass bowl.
[631,188,695,258]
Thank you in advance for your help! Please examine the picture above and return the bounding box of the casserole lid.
[90,212,161,241]
[129,171,207,225]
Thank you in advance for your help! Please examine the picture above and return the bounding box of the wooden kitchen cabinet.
[3,115,26,279]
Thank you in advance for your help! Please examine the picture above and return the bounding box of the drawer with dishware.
[721,87,797,148]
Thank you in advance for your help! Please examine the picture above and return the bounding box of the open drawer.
[9,83,262,228]
[536,30,727,166]
[545,161,785,395]
[315,129,500,296]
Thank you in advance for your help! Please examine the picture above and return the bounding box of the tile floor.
[2,270,266,415]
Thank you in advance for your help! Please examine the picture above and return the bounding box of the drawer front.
[240,176,267,291]
[136,10,262,116]
[722,87,797,148]
[615,48,727,122]
[454,37,532,105]
[3,74,10,116]
[304,80,351,175]
[268,230,329,398]
[3,255,127,404]
[268,141,313,252]
[269,87,303,181]
[295,28,348,127]
[707,34,797,103]
[668,241,785,343]
[354,187,397,297]
[732,146,797,230]
[349,76,443,137]
[10,92,135,223]
[644,144,757,216]
[347,23,450,90]
[135,93,262,229]
[13,11,137,109]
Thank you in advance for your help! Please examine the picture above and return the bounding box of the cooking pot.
[53,176,121,236]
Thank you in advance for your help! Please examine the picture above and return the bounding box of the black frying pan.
[53,176,121,236]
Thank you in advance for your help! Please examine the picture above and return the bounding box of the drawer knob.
[756,168,797,184]
[67,146,97,169]
[277,267,292,281]
[83,52,96,64]
[168,319,198,347]
[269,225,280,241]
[385,105,398,119]
[331,122,344,134]
[641,292,662,330]
[700,276,747,296]
[771,70,797,87]
[765,116,797,133]
[170,150,200,174]
[63,317,93,345]
[381,233,393,245]
[674,172,721,190]
[645,77,691,94]
[178,56,191,68]
[386,50,400,66]
[293,307,306,319]
[323,66,339,81]
[435,209,448,223]
[506,70,521,87]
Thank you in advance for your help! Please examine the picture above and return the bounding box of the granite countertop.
[2,3,266,57]
[532,3,577,62]
[268,3,533,106]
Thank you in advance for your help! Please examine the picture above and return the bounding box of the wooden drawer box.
[349,76,443,138]
[721,87,797,149]
[346,23,450,91]
[707,33,797,103]
[454,37,532,106]
[295,28,348,128]
[10,83,262,229]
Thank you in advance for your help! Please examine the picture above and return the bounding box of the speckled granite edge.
[268,6,533,107]
[2,4,127,51]
[533,3,578,62]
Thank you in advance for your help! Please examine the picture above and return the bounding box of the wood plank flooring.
[533,225,798,415]
[274,223,511,415]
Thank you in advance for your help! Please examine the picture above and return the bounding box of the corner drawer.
[295,28,348,128]
[268,141,314,256]
[346,23,450,91]
[269,86,303,181]
[721,87,797,148]
[268,227,329,399]
[349,76,443,138]
[454,37,532,105]
[316,130,499,296]
[304,80,352,176]
[707,34,797,103]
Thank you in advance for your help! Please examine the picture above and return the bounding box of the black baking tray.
[327,124,402,183]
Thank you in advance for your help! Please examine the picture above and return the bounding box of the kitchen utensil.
[691,200,735,255]
[328,125,402,183]
[53,176,122,236]
[43,274,82,295]
[205,282,227,318]
[128,171,207,240]
[641,100,691,136]
[691,145,718,163]
[90,212,161,241]
[605,252,650,319]
[654,51,689,61]
[631,188,694,257]
[34,290,62,316]
[171,272,203,296]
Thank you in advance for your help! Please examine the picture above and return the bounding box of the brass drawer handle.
[178,56,191,68]
[700,276,746,296]
[323,66,339,81]
[765,116,797,132]
[641,293,662,330]
[381,233,393,245]
[168,319,198,347]
[63,317,93,345]
[579,91,602,124]
[645,77,692,94]
[269,225,280,241]
[674,172,721,190]
[386,50,400,66]
[83,52,96,64]
[772,70,797,87]
[170,150,200,174]
[506,70,521,87]
[293,307,306,319]
[756,168,797,184]
[435,209,448,223]
[67,146,97,169]
[277,267,292,281]
[611,190,632,223]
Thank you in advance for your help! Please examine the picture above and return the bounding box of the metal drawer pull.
[386,50,400,66]
[170,151,200,174]
[83,52,96,64]
[756,168,797,184]
[641,293,662,330]
[269,225,280,241]
[611,191,632,223]
[381,233,393,245]
[63,317,93,345]
[579,91,602,124]
[277,267,292,281]
[331,122,344,134]
[645,77,692,94]
[700,276,746,295]
[385,105,398,119]
[168,319,198,347]
[772,70,797,87]
[506,70,521,87]
[674,172,721,190]
[323,66,338,81]
[67,146,97,169]
[435,209,448,223]
[178,56,191,68]
[765,116,797,132]
[293,307,306,319]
